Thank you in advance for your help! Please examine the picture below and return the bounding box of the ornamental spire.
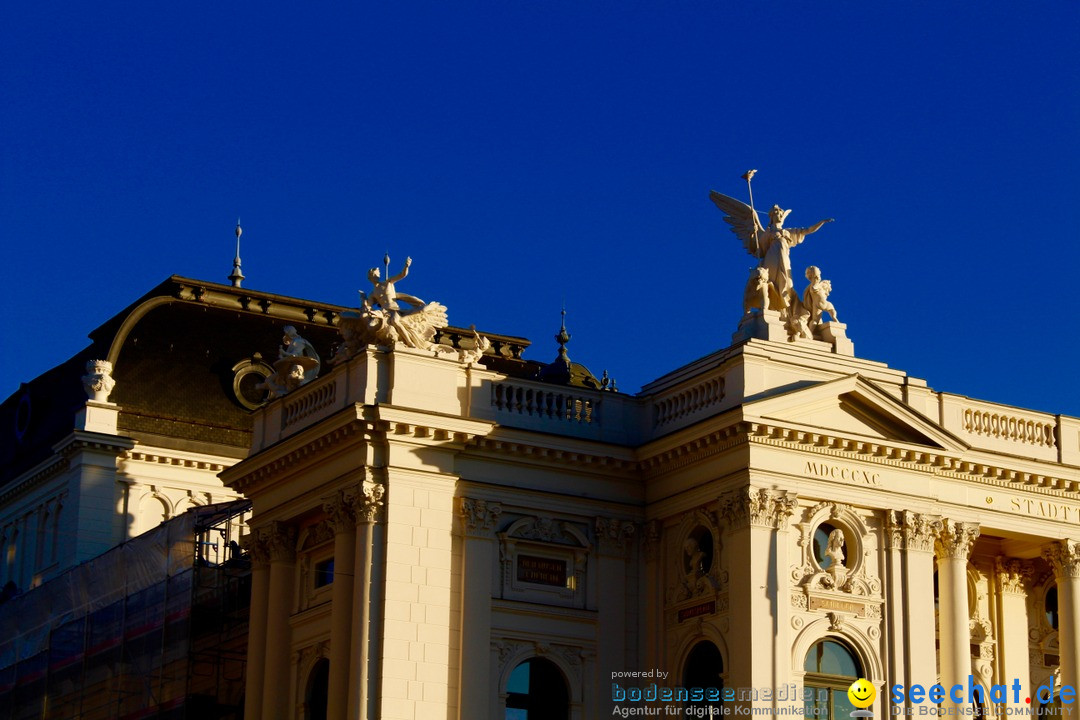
[228,219,245,288]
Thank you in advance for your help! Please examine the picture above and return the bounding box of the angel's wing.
[709,191,763,258]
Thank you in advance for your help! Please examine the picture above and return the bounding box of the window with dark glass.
[803,639,863,720]
[1046,585,1059,630]
[314,558,334,587]
[505,657,569,720]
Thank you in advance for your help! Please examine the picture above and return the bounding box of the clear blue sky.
[3,2,1078,415]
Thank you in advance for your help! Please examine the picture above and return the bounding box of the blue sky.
[3,2,1079,416]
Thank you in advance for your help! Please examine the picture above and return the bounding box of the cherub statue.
[802,265,839,328]
[261,326,320,397]
[710,180,833,317]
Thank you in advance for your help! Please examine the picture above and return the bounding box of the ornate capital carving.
[348,483,385,524]
[996,556,1034,595]
[642,520,661,562]
[595,517,636,555]
[886,510,942,553]
[241,532,270,566]
[259,522,297,563]
[1043,540,1080,579]
[322,490,356,533]
[719,487,798,530]
[935,520,980,560]
[459,497,502,537]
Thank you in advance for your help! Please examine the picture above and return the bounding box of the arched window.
[803,639,863,720]
[682,641,724,716]
[1046,585,1059,631]
[505,657,569,720]
[305,658,329,720]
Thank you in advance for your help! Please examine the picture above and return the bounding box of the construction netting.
[0,500,251,720]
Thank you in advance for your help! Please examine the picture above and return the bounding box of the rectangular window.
[314,558,334,587]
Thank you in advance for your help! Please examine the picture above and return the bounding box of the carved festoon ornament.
[996,557,1034,595]
[886,510,943,553]
[935,520,980,560]
[595,517,636,555]
[1043,540,1080,579]
[348,483,386,524]
[81,360,116,402]
[333,255,449,362]
[719,487,798,530]
[261,326,321,398]
[459,497,503,537]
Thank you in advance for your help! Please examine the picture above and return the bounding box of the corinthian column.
[261,522,297,720]
[719,487,798,713]
[890,511,942,711]
[242,533,270,720]
[935,520,979,713]
[347,483,384,720]
[996,557,1033,713]
[1043,540,1080,698]
[323,491,356,720]
[456,497,501,720]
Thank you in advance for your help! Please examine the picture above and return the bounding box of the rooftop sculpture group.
[711,170,847,348]
[261,326,322,398]
[332,255,450,363]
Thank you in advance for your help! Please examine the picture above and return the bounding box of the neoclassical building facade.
[223,296,1080,719]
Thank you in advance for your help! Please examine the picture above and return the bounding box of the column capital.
[594,517,636,556]
[259,521,297,563]
[935,520,980,560]
[241,531,270,566]
[642,520,662,562]
[458,497,502,538]
[347,483,385,524]
[886,510,943,552]
[322,490,356,533]
[995,556,1035,595]
[719,487,798,530]
[1043,540,1080,579]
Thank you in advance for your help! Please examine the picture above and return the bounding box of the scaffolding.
[0,500,251,720]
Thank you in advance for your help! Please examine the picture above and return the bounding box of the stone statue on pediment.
[710,188,833,317]
[802,265,839,329]
[332,255,448,362]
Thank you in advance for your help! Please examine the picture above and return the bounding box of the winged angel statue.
[709,188,833,319]
[331,255,449,363]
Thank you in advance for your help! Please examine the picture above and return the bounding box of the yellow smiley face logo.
[847,678,876,709]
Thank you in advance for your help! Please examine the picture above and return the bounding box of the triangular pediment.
[742,375,967,451]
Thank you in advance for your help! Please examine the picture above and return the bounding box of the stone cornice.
[742,419,1080,501]
[638,424,747,479]
[467,437,637,475]
[122,450,227,473]
[222,417,369,495]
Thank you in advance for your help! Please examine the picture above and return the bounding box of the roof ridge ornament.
[228,219,244,288]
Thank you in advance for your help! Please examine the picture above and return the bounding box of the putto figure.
[262,326,321,398]
[802,265,839,328]
[710,171,833,318]
[333,254,449,362]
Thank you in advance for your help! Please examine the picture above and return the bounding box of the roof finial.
[228,219,245,288]
[555,306,570,364]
